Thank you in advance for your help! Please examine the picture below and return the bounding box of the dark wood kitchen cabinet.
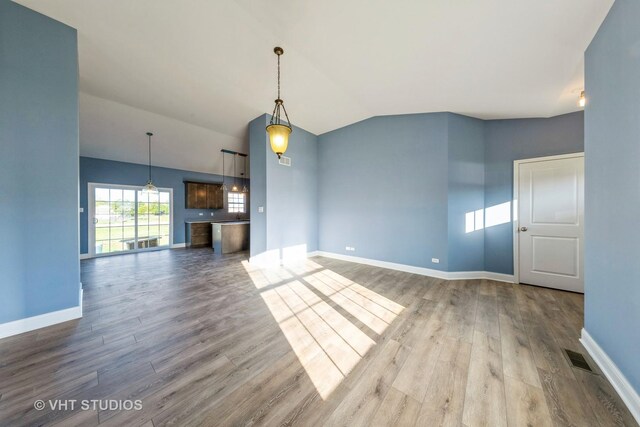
[186,222,212,247]
[206,184,223,209]
[185,182,223,209]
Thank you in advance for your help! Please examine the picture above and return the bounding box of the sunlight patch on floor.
[242,258,405,399]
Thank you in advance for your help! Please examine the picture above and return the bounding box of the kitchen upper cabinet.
[206,184,223,209]
[185,182,223,209]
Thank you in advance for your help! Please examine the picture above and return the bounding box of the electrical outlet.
[431,258,440,264]
[79,207,84,213]
[258,206,264,213]
[210,212,214,216]
[198,212,204,216]
[345,246,356,252]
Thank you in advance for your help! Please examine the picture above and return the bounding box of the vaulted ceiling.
[16,0,613,174]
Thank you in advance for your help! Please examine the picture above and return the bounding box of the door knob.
[520,226,528,232]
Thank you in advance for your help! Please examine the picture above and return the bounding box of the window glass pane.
[148,211,160,225]
[122,202,136,224]
[123,226,135,239]
[137,224,149,239]
[159,224,170,236]
[110,189,123,202]
[138,203,149,224]
[96,240,109,254]
[95,201,109,215]
[95,188,110,201]
[138,191,149,203]
[123,190,136,202]
[110,201,123,217]
[149,191,159,203]
[159,192,170,203]
[110,241,124,252]
[95,227,110,241]
[110,227,124,239]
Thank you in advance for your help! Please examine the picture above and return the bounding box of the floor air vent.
[564,349,594,372]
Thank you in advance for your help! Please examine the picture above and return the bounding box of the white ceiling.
[16,0,613,174]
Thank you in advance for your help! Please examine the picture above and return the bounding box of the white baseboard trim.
[580,329,640,424]
[171,243,186,249]
[312,251,515,283]
[80,253,90,260]
[0,305,83,340]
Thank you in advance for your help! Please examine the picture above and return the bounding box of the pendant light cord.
[147,133,152,182]
[277,53,281,100]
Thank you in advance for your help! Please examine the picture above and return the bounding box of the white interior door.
[516,154,584,293]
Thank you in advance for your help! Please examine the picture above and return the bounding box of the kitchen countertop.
[212,220,250,226]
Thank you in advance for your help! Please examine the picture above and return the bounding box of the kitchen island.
[212,221,250,254]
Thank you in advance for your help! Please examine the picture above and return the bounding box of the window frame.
[88,182,174,258]
[227,191,246,214]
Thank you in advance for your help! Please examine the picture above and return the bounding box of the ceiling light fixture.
[266,47,292,159]
[142,132,158,194]
[579,90,586,108]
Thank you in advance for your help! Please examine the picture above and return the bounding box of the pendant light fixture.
[266,47,292,159]
[231,154,239,192]
[242,155,249,193]
[141,132,158,194]
[221,152,228,192]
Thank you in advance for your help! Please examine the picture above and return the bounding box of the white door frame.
[88,182,174,258]
[512,152,585,284]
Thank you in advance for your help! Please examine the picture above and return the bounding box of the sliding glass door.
[89,183,172,256]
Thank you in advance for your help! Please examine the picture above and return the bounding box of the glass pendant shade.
[221,183,228,192]
[242,184,249,193]
[267,124,291,159]
[142,132,158,194]
[142,179,158,194]
[266,47,292,159]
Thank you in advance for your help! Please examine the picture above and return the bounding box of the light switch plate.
[432,258,440,264]
[258,206,264,213]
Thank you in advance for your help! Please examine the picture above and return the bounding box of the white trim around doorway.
[512,152,585,284]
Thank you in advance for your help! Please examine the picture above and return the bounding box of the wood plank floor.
[0,248,636,426]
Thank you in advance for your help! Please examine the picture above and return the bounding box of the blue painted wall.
[0,1,80,323]
[448,114,485,271]
[318,114,450,271]
[249,114,319,261]
[484,112,584,274]
[249,115,268,258]
[584,0,640,393]
[79,157,249,254]
[266,120,319,257]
